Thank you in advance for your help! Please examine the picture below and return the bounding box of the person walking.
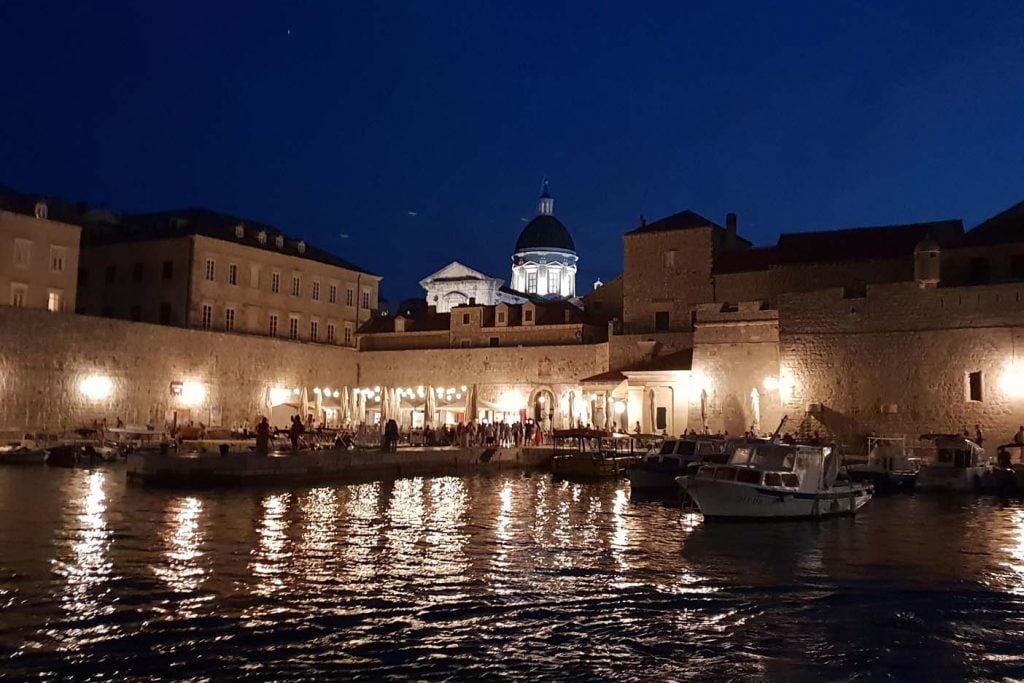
[288,415,304,452]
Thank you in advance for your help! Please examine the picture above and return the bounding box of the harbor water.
[3,466,1024,680]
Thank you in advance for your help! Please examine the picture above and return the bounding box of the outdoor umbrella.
[467,384,478,422]
[379,387,389,426]
[342,386,350,426]
[426,385,436,427]
[750,388,761,435]
[568,390,575,429]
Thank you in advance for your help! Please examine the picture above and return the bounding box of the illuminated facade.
[509,181,578,299]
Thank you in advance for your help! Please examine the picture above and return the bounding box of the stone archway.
[529,387,555,429]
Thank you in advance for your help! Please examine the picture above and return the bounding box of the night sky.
[2,1,1023,303]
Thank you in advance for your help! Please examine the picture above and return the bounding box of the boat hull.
[628,466,688,490]
[846,468,916,493]
[916,465,987,492]
[552,454,636,480]
[0,449,48,466]
[681,479,873,520]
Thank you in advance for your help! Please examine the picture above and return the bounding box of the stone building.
[0,200,80,313]
[76,208,379,347]
[419,261,527,313]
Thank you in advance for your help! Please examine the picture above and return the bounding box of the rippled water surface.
[3,466,1024,680]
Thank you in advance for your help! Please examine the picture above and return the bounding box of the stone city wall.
[0,308,358,431]
[779,282,1024,449]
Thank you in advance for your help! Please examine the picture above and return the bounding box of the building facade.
[419,261,526,313]
[510,181,578,299]
[0,202,80,313]
[76,208,380,346]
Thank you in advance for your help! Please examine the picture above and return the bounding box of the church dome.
[515,214,576,253]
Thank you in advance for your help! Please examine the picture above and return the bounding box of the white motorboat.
[845,436,920,493]
[628,436,727,490]
[677,439,873,520]
[0,430,48,465]
[915,434,988,492]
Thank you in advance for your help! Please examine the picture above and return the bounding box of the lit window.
[547,270,559,295]
[663,250,677,269]
[269,314,278,337]
[47,290,62,312]
[225,308,235,331]
[205,259,216,281]
[312,280,320,301]
[228,263,238,285]
[327,323,336,343]
[526,272,537,293]
[310,319,319,341]
[271,272,280,293]
[10,283,27,307]
[289,316,299,339]
[292,275,301,297]
[50,245,66,272]
[201,304,213,329]
[329,284,337,304]
[13,239,31,268]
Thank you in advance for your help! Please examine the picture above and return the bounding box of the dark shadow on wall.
[722,393,747,436]
[798,407,867,449]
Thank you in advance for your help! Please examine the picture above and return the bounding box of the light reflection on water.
[2,469,1024,679]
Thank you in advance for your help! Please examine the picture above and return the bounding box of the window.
[327,323,336,344]
[50,245,66,272]
[289,316,299,340]
[10,283,27,307]
[159,303,172,324]
[344,325,353,345]
[329,284,337,304]
[292,275,300,297]
[969,257,990,284]
[362,290,370,308]
[228,263,238,286]
[346,288,354,306]
[310,319,319,341]
[201,304,213,329]
[13,239,31,268]
[225,307,236,331]
[133,262,144,282]
[490,337,500,347]
[271,272,281,293]
[162,260,174,280]
[269,314,279,337]
[526,271,537,293]
[524,309,534,323]
[498,311,506,324]
[129,304,141,321]
[462,313,470,324]
[105,265,116,284]
[655,311,670,331]
[312,280,320,301]
[250,264,260,289]
[968,371,984,402]
[656,407,668,430]
[547,270,559,295]
[1011,254,1024,279]
[205,259,216,281]
[663,250,677,269]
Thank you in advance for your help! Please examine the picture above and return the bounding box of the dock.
[126,445,555,487]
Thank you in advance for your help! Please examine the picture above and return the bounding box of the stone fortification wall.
[779,282,1024,449]
[0,308,358,431]
[690,307,782,436]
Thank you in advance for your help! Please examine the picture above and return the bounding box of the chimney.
[726,212,737,248]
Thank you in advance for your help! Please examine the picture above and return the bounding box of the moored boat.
[915,434,988,492]
[628,436,727,490]
[845,436,920,493]
[678,439,873,520]
[550,429,641,480]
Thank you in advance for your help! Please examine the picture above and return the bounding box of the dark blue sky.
[2,1,1023,303]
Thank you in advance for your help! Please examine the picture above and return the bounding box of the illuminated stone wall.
[0,307,358,431]
[779,281,1024,449]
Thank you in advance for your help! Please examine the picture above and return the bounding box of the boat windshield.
[728,444,796,471]
[658,440,677,455]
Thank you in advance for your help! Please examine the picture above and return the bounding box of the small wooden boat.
[550,429,641,480]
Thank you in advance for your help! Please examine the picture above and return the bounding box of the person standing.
[256,417,271,456]
[1014,425,1024,446]
[288,415,303,452]
[974,424,985,447]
